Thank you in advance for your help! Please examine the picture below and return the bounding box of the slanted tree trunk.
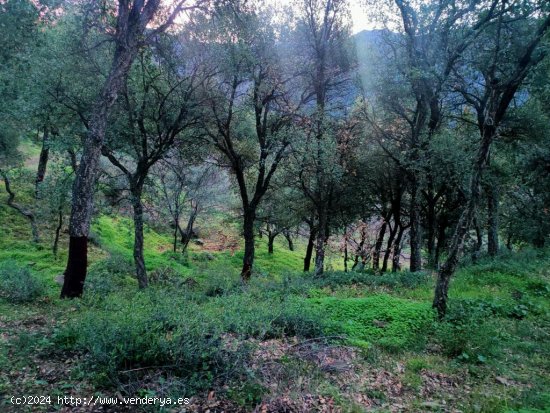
[392,224,405,272]
[180,201,198,253]
[382,221,398,273]
[130,184,147,289]
[373,213,389,271]
[487,185,499,256]
[35,126,50,197]
[1,170,40,242]
[304,221,317,272]
[242,209,256,281]
[433,126,495,318]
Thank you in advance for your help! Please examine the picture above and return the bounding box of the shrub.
[0,260,44,303]
[433,299,501,361]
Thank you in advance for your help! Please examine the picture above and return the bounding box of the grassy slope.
[1,142,549,412]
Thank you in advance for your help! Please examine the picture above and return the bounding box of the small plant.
[0,260,44,303]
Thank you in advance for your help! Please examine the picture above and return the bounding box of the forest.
[0,0,549,411]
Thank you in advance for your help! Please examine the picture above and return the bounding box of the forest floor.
[1,188,549,412]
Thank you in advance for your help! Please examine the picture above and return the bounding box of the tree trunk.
[180,202,198,253]
[61,11,148,298]
[434,219,447,269]
[35,126,50,197]
[426,196,437,268]
[268,231,276,254]
[382,222,398,273]
[343,230,348,272]
[487,185,499,256]
[173,217,179,252]
[283,229,294,251]
[409,180,422,272]
[304,223,316,272]
[392,224,405,272]
[472,216,483,262]
[241,209,256,282]
[131,187,147,289]
[433,126,495,318]
[314,206,328,276]
[373,215,388,271]
[53,207,63,258]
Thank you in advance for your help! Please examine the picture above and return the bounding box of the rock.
[194,239,205,246]
[54,274,64,285]
[495,376,511,386]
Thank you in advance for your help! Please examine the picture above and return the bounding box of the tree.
[195,4,296,281]
[433,2,550,317]
[61,0,199,298]
[101,46,201,288]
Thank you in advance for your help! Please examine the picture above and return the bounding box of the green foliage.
[311,295,433,351]
[0,260,44,303]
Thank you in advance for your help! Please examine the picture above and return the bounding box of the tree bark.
[314,206,328,276]
[180,202,198,253]
[131,187,147,289]
[283,229,294,251]
[392,224,405,272]
[304,222,316,272]
[382,222,398,273]
[373,214,388,271]
[409,180,422,272]
[35,126,50,197]
[487,185,499,256]
[241,209,256,281]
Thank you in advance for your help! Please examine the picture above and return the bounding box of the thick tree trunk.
[409,180,422,272]
[1,170,40,243]
[487,185,499,256]
[314,207,328,276]
[373,215,388,271]
[392,224,405,272]
[241,210,256,282]
[433,126,495,318]
[131,188,147,289]
[304,223,316,272]
[35,126,50,197]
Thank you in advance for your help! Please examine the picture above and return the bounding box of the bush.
[0,260,44,303]
[433,299,501,361]
[84,256,135,298]
[62,290,252,389]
